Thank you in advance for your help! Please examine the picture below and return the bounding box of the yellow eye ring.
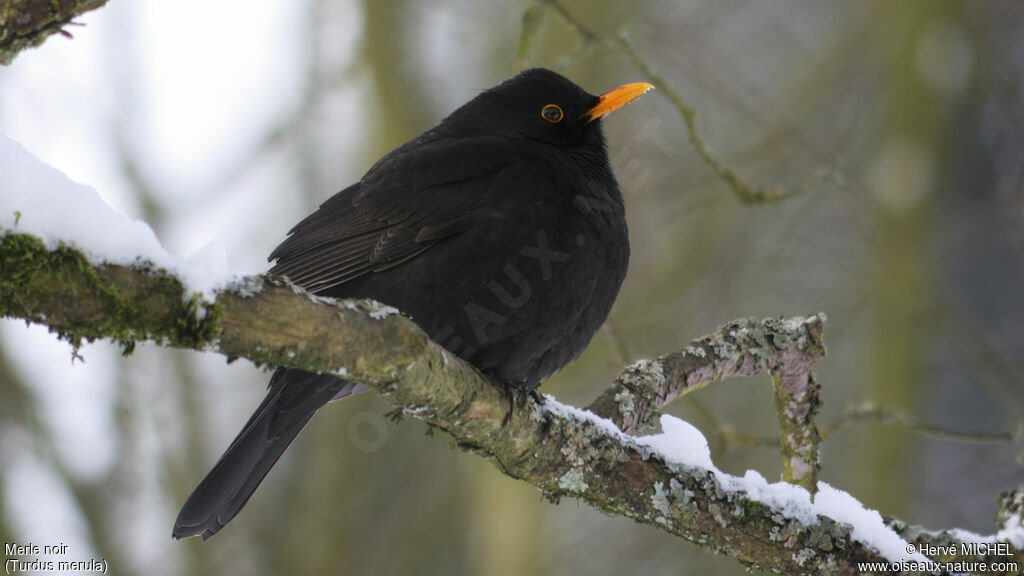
[541,104,564,123]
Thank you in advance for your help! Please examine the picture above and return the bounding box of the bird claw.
[384,407,405,424]
[501,381,535,426]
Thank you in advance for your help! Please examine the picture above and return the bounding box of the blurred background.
[1,0,1023,574]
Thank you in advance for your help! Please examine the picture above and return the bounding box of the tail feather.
[172,368,364,540]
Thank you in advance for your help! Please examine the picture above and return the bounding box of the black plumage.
[173,68,651,540]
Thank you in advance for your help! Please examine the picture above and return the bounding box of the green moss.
[738,497,761,517]
[0,231,220,352]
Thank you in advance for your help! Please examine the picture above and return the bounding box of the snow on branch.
[588,314,825,494]
[1,134,1021,575]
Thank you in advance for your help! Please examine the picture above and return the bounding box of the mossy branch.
[588,315,825,494]
[1,230,1019,575]
[0,0,109,65]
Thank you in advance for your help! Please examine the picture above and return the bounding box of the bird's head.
[442,68,653,147]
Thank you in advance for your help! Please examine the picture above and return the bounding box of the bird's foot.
[501,381,544,426]
[384,407,405,425]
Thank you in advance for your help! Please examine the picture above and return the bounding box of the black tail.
[172,368,366,540]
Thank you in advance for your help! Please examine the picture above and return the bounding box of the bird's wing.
[269,135,520,293]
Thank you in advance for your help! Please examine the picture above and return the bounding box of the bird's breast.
[422,179,629,387]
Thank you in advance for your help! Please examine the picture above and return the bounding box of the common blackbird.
[173,68,652,540]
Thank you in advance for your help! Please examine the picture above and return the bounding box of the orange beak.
[583,82,655,122]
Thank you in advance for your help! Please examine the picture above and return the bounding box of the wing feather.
[270,135,520,294]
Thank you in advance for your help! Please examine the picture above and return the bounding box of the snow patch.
[366,300,400,319]
[633,414,930,563]
[536,400,934,562]
[814,483,926,562]
[634,414,713,470]
[538,383,1014,564]
[0,133,235,300]
[539,394,627,441]
[997,516,1024,549]
[953,519,1024,549]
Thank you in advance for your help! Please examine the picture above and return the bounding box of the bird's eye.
[541,104,564,123]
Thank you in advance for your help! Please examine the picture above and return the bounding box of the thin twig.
[540,0,832,205]
[821,403,1020,444]
[514,3,546,72]
[601,319,633,366]
[540,0,595,43]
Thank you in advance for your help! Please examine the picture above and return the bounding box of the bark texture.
[0,0,108,65]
